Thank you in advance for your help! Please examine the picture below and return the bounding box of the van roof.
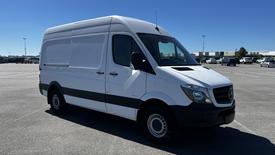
[45,15,170,36]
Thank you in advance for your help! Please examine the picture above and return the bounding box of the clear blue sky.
[0,0,274,56]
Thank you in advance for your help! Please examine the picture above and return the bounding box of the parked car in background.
[0,57,4,64]
[200,57,207,63]
[252,57,259,63]
[23,57,40,64]
[206,58,217,64]
[216,58,223,64]
[257,57,273,63]
[260,59,275,68]
[221,57,236,66]
[240,57,253,64]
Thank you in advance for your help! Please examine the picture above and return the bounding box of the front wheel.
[141,106,175,144]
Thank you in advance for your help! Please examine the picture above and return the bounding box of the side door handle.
[109,72,118,76]
[96,71,104,75]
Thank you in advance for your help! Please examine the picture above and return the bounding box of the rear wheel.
[141,106,175,144]
[48,89,67,114]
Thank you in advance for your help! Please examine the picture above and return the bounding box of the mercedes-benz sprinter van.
[39,16,235,143]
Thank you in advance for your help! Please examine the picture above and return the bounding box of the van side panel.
[41,38,72,66]
[70,34,105,68]
[40,24,110,113]
[40,35,72,90]
[63,33,108,112]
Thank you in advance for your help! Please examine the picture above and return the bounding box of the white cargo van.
[39,16,235,143]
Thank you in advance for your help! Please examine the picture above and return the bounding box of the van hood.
[159,66,232,88]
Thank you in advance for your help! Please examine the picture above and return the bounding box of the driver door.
[106,33,146,120]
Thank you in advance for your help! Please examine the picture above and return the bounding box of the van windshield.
[137,33,199,66]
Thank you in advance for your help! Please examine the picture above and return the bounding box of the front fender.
[140,91,176,106]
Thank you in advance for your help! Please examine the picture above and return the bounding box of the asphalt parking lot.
[0,63,275,155]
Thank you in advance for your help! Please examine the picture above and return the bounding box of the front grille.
[213,85,233,104]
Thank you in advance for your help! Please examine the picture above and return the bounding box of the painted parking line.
[2,108,43,126]
[234,120,257,135]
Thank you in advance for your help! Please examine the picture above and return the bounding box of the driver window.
[113,35,141,67]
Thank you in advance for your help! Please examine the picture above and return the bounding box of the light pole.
[23,37,27,57]
[202,35,206,53]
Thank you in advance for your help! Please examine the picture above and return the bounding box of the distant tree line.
[235,47,263,59]
[235,47,248,59]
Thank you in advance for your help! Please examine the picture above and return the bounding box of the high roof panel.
[45,15,170,36]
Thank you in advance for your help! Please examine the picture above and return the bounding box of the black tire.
[141,105,175,144]
[48,89,67,114]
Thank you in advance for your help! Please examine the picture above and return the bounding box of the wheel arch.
[140,91,176,106]
[137,94,177,126]
[48,81,63,94]
[47,81,64,104]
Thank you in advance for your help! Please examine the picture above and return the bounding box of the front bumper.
[170,100,235,128]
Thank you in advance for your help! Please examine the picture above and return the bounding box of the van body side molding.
[40,83,142,109]
[43,63,69,67]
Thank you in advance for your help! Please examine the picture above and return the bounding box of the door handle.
[109,72,118,76]
[96,71,104,75]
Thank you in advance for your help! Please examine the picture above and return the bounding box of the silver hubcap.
[147,114,168,138]
[52,94,60,110]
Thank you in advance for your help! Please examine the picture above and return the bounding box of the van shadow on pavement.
[45,105,275,155]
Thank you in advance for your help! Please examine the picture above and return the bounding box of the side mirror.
[131,52,145,70]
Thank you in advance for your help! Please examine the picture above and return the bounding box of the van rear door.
[106,33,146,120]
